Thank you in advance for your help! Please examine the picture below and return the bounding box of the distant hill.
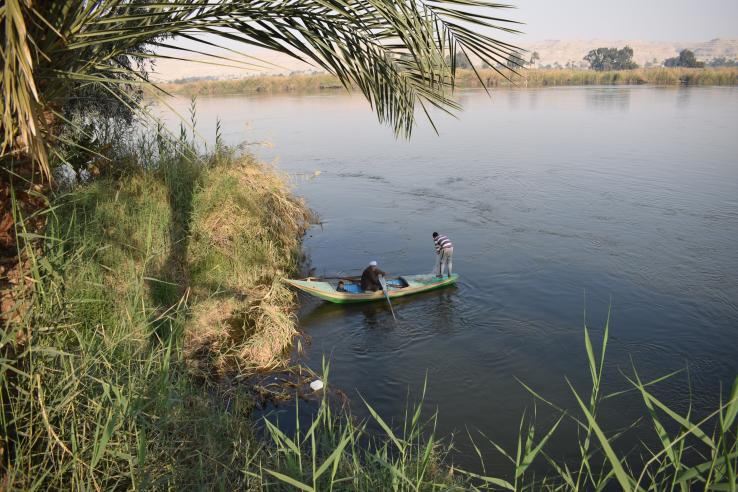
[150,39,738,81]
[524,38,738,68]
[686,38,738,60]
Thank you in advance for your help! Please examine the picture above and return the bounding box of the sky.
[511,0,738,42]
[173,0,738,54]
[155,0,738,78]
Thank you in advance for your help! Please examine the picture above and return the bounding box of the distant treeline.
[458,67,738,87]
[164,67,738,96]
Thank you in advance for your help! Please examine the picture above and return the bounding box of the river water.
[160,86,738,471]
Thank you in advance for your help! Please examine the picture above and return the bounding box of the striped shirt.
[434,234,453,253]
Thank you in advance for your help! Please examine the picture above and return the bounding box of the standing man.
[432,232,454,278]
[360,261,387,292]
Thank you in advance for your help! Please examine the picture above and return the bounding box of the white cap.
[369,260,378,266]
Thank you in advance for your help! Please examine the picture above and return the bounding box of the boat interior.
[338,277,409,293]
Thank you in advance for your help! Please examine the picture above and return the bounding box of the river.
[159,86,738,471]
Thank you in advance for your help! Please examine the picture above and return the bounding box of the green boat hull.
[284,274,458,304]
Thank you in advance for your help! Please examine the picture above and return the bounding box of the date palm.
[1,0,521,178]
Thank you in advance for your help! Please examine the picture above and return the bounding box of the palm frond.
[1,0,522,178]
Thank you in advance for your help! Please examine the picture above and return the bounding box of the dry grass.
[0,144,312,489]
[164,67,738,98]
[185,154,311,373]
[50,148,311,376]
[161,73,343,97]
[459,66,738,87]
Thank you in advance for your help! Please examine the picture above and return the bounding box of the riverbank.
[461,66,738,87]
[2,132,474,488]
[3,136,736,489]
[164,67,738,96]
[0,143,313,488]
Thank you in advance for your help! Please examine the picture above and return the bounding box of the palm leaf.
[1,0,521,179]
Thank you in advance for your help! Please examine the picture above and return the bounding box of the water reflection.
[506,88,523,109]
[676,86,692,107]
[585,87,631,110]
[298,286,459,329]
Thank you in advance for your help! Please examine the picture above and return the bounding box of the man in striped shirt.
[432,232,454,278]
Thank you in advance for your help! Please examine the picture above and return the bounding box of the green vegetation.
[1,2,736,490]
[2,143,282,490]
[0,0,521,179]
[4,196,736,489]
[529,51,541,68]
[253,323,738,491]
[0,127,312,488]
[709,57,738,68]
[161,73,345,97]
[665,49,706,68]
[167,67,738,97]
[465,67,738,87]
[505,51,527,70]
[583,46,639,71]
[458,318,738,491]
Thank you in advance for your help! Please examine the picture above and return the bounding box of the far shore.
[161,67,738,97]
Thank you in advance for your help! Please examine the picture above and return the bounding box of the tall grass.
[1,179,259,489]
[259,364,458,491]
[2,146,735,489]
[454,313,738,490]
[0,119,311,488]
[166,67,738,97]
[163,73,344,97]
[466,67,738,87]
[434,65,738,88]
[186,151,312,372]
[246,314,736,491]
[258,313,737,491]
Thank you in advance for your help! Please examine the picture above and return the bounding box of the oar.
[378,275,397,321]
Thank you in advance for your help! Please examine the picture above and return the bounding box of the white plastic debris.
[79,168,92,184]
[53,163,77,190]
[309,379,324,391]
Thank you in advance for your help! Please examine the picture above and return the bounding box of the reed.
[258,362,458,491]
[454,312,738,490]
[258,313,737,491]
[0,122,310,488]
[186,152,312,372]
[1,180,259,489]
[163,73,345,97]
[464,67,738,88]
[2,150,735,488]
[165,67,738,97]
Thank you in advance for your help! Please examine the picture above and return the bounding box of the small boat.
[284,273,458,304]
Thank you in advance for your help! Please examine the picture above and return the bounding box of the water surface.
[160,86,738,470]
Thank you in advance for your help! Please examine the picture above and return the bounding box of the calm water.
[160,86,738,470]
